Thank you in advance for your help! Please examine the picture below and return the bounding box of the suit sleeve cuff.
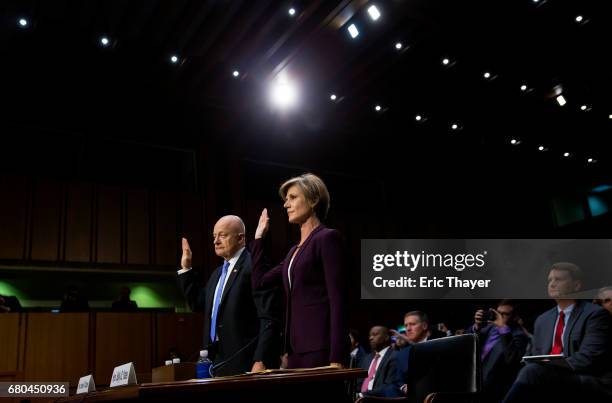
[177,267,192,275]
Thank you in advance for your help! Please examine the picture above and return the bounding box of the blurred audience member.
[0,295,21,313]
[111,286,138,312]
[60,285,89,312]
[470,300,528,403]
[358,326,402,397]
[594,286,612,315]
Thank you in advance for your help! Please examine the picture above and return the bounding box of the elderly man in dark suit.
[177,215,279,376]
[358,326,402,397]
[503,262,612,403]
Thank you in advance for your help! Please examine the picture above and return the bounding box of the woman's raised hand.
[255,208,270,239]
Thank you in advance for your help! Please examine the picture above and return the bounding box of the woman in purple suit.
[251,173,349,369]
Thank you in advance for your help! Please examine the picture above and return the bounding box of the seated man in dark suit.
[503,262,612,403]
[470,299,528,403]
[358,326,402,397]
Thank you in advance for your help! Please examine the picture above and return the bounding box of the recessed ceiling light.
[395,42,403,50]
[367,5,381,21]
[556,95,567,106]
[330,94,337,101]
[100,36,110,46]
[415,115,422,121]
[170,55,179,63]
[538,146,546,151]
[232,70,240,77]
[348,24,359,39]
[288,8,296,16]
[18,18,28,28]
[483,72,491,79]
[587,158,595,163]
[442,58,450,66]
[575,15,583,23]
[563,152,570,157]
[520,84,528,91]
[451,123,458,130]
[375,105,382,112]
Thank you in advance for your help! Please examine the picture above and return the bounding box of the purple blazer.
[251,225,349,365]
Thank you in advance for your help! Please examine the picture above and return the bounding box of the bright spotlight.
[233,70,240,77]
[270,75,298,109]
[170,55,179,64]
[520,84,528,91]
[100,36,110,46]
[18,18,28,27]
[395,42,403,50]
[288,8,296,16]
[442,58,450,65]
[348,24,359,39]
[375,105,382,112]
[415,115,422,121]
[330,94,337,101]
[368,5,381,21]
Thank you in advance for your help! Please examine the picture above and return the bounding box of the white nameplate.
[110,362,138,387]
[76,374,96,394]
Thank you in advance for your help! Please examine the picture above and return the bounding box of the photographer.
[469,300,528,403]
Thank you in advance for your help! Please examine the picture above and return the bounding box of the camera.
[484,310,497,322]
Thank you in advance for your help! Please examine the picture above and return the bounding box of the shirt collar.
[226,247,245,267]
[557,303,575,316]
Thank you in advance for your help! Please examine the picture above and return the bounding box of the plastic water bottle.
[196,350,212,379]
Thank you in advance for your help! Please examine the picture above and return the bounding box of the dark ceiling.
[1,0,611,183]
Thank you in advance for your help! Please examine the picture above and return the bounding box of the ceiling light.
[415,115,422,121]
[18,18,28,28]
[375,105,382,112]
[563,152,570,157]
[587,158,595,163]
[520,84,528,91]
[575,15,583,23]
[269,74,298,110]
[483,72,491,79]
[348,24,359,39]
[170,55,179,64]
[556,95,567,106]
[538,146,546,151]
[451,123,458,130]
[100,36,110,47]
[288,8,296,16]
[395,42,403,50]
[367,5,381,21]
[330,94,337,101]
[232,70,240,77]
[442,58,450,66]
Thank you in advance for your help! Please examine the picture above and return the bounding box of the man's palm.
[181,237,192,269]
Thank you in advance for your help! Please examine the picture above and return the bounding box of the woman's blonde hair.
[279,173,330,220]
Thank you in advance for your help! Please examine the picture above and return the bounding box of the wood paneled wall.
[0,313,203,386]
[0,174,205,270]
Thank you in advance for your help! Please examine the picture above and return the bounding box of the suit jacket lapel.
[543,308,557,354]
[219,249,245,307]
[563,301,583,353]
[288,225,325,288]
[373,350,391,387]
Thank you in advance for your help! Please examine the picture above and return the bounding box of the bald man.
[177,216,279,376]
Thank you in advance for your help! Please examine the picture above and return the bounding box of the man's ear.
[422,322,429,331]
[573,280,582,292]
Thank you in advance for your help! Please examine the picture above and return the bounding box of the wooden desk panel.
[24,313,89,386]
[0,313,22,373]
[95,313,152,384]
[155,313,204,366]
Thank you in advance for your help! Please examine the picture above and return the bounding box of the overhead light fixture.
[170,55,179,64]
[395,42,403,50]
[288,8,296,16]
[556,95,567,106]
[348,24,359,39]
[442,58,450,66]
[510,139,521,145]
[563,152,571,157]
[587,158,595,163]
[520,84,528,92]
[367,5,381,21]
[451,123,459,130]
[232,70,240,77]
[415,115,422,121]
[375,105,382,112]
[100,36,110,47]
[609,114,612,119]
[330,94,337,101]
[18,18,28,28]
[269,73,298,110]
[575,15,583,23]
[538,145,546,151]
[483,72,491,79]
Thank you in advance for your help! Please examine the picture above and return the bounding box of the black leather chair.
[357,334,482,403]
